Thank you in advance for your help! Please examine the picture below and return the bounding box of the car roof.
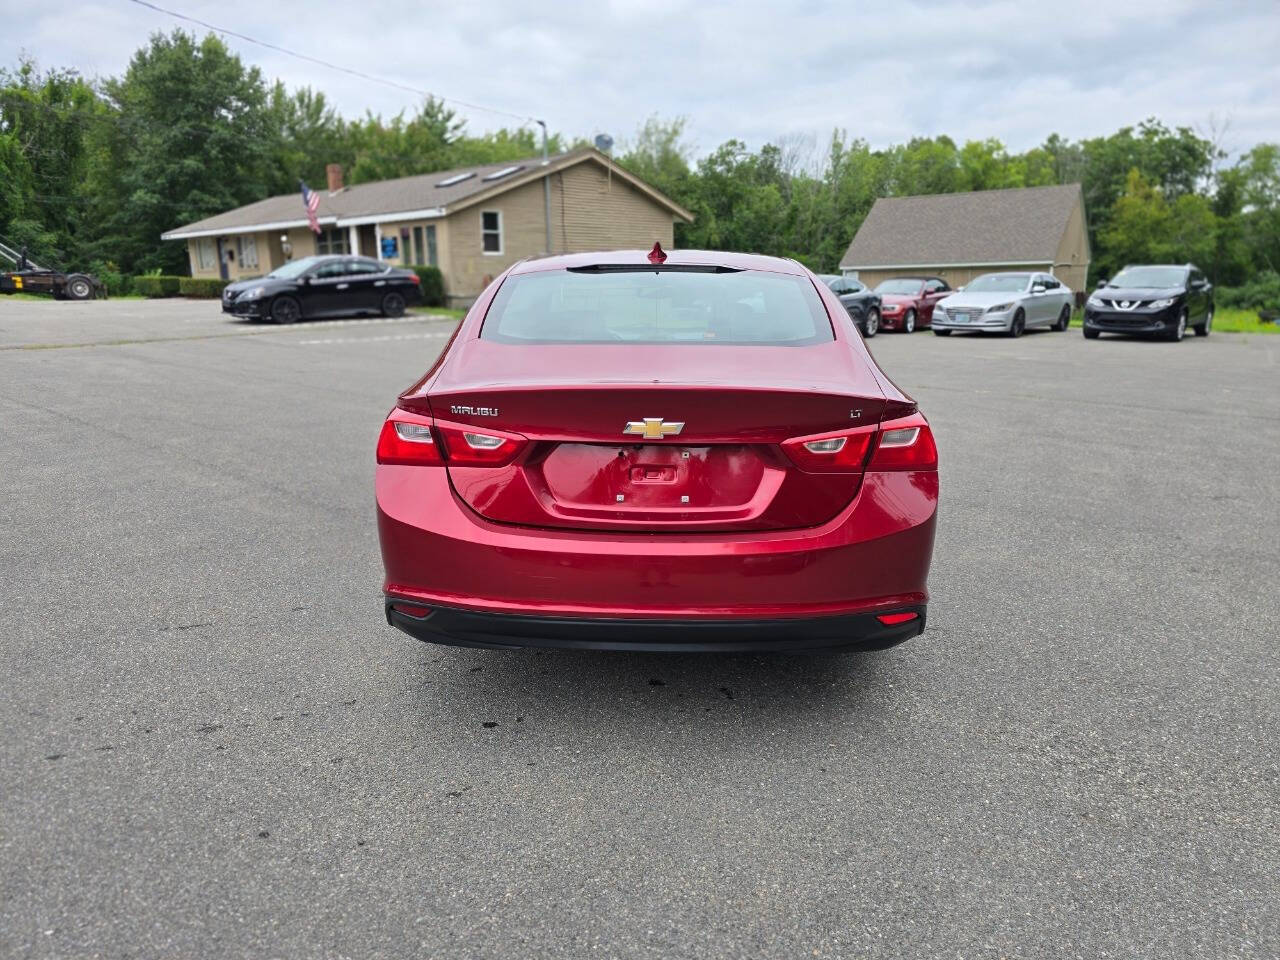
[509,249,808,277]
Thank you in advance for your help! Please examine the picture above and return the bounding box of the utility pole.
[537,119,551,254]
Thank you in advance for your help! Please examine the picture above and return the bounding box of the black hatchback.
[1083,264,1214,342]
[221,255,424,324]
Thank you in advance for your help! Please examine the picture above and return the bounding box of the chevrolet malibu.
[376,246,938,653]
[933,272,1073,337]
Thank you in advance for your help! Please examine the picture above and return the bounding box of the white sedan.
[933,272,1074,337]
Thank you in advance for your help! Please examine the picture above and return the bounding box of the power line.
[123,0,540,126]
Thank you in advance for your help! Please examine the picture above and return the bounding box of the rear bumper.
[378,466,937,642]
[385,599,926,652]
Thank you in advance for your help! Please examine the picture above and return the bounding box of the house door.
[215,238,229,280]
[359,225,377,258]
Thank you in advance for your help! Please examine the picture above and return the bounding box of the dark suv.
[818,274,883,337]
[1083,264,1213,341]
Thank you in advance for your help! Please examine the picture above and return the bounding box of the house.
[838,183,1090,295]
[161,147,693,306]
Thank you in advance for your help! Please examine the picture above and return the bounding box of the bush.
[410,265,445,307]
[132,275,182,298]
[179,277,230,298]
[1217,270,1280,312]
[97,270,130,297]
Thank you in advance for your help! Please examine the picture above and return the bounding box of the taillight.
[434,420,528,466]
[408,273,422,285]
[377,410,443,465]
[781,425,877,472]
[867,414,937,471]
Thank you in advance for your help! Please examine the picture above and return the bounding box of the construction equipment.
[0,236,105,300]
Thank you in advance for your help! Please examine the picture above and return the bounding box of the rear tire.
[270,296,301,325]
[1194,305,1213,337]
[902,309,916,333]
[381,291,407,318]
[1053,305,1071,331]
[933,328,952,337]
[1008,309,1025,337]
[65,275,94,300]
[863,308,879,338]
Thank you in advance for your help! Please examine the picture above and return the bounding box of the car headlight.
[1148,298,1176,309]
[986,302,1014,313]
[934,307,947,319]
[882,303,901,312]
[241,286,266,299]
[1086,294,1104,307]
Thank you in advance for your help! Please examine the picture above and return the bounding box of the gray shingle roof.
[839,183,1083,269]
[163,148,691,239]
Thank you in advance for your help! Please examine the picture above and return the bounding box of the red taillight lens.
[434,420,528,467]
[408,273,422,285]
[868,414,937,471]
[781,426,876,472]
[377,411,529,467]
[392,602,431,618]
[377,411,443,465]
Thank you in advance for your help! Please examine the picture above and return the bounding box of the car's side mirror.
[1031,283,1046,293]
[957,286,966,292]
[1096,279,1108,289]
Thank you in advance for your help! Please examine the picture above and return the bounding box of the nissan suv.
[1083,264,1214,341]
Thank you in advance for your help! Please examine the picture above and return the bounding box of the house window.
[425,225,438,267]
[400,228,412,264]
[412,226,425,266]
[316,226,347,255]
[196,237,216,271]
[236,235,258,270]
[481,210,502,254]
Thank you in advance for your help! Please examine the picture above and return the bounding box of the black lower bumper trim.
[384,600,926,653]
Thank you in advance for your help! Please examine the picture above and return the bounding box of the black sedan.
[818,274,883,337]
[221,255,424,324]
[1083,264,1214,342]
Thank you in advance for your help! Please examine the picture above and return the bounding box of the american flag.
[299,180,321,234]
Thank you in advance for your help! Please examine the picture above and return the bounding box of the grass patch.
[410,306,465,321]
[1069,306,1278,334]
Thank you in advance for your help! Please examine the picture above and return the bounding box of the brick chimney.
[325,163,344,194]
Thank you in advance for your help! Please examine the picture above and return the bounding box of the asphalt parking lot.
[2,298,1277,959]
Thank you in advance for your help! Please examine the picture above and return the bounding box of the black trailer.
[0,238,105,300]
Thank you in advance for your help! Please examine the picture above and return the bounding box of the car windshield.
[875,279,924,295]
[267,256,324,279]
[965,274,1031,293]
[1109,266,1187,288]
[482,268,834,345]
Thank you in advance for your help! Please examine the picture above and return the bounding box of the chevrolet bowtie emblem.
[623,418,685,440]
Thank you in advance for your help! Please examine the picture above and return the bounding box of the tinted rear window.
[482,268,834,345]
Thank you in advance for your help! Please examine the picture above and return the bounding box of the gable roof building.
[838,183,1090,293]
[163,147,693,306]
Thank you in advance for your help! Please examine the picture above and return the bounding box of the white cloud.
[4,0,1278,159]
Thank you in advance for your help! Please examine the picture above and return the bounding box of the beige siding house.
[162,148,693,306]
[839,184,1090,296]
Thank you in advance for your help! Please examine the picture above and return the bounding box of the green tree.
[93,30,274,274]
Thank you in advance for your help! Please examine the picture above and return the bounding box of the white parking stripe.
[297,331,453,345]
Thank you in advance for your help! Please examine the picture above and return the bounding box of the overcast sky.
[5,0,1279,162]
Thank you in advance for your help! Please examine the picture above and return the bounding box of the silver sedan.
[933,272,1074,337]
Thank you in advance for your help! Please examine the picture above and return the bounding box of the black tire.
[1053,305,1071,331]
[381,291,407,318]
[1168,308,1187,342]
[1008,309,1025,337]
[862,308,879,338]
[1083,327,1100,339]
[270,296,301,325]
[64,274,94,301]
[933,328,952,337]
[1194,304,1213,337]
[902,309,916,334]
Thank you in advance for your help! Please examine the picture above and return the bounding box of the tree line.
[3,30,1278,300]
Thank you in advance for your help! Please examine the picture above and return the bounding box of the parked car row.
[824,262,1213,343]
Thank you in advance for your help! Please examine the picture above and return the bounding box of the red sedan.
[376,247,938,653]
[873,276,953,332]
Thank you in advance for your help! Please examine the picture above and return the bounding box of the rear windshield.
[481,268,834,345]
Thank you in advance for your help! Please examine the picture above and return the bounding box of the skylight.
[482,165,524,182]
[436,172,476,188]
